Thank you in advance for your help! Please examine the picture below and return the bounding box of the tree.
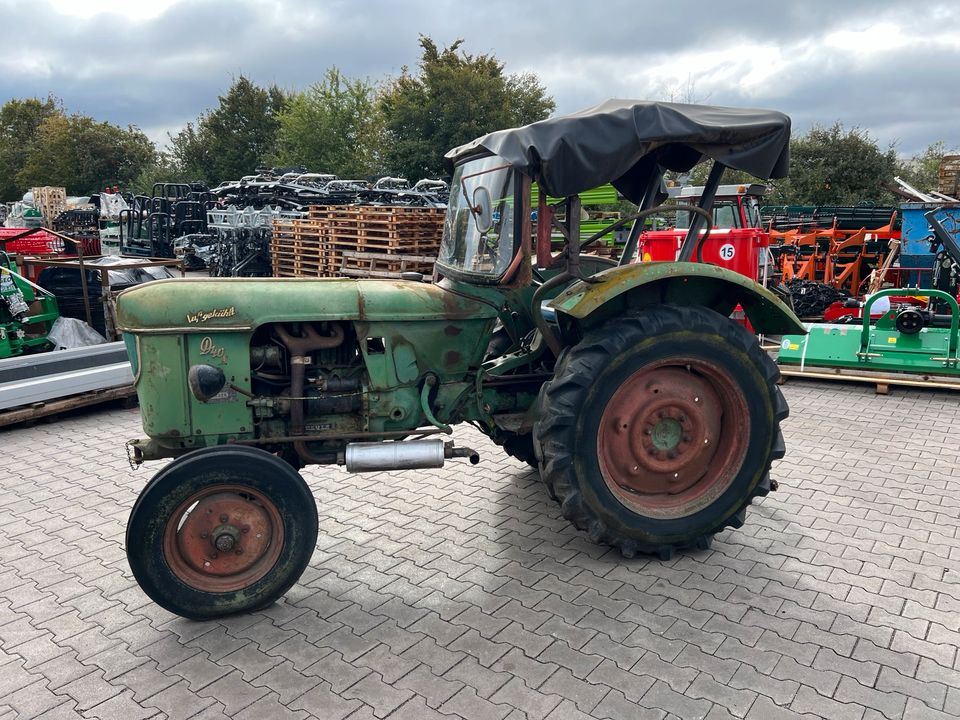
[274,68,384,178]
[379,36,555,180]
[772,122,897,205]
[167,121,209,183]
[130,152,193,195]
[0,96,63,201]
[169,76,286,184]
[16,114,155,195]
[896,141,950,195]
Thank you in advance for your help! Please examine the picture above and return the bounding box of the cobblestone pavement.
[1,380,959,720]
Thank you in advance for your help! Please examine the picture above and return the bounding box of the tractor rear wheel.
[126,445,318,619]
[533,305,786,558]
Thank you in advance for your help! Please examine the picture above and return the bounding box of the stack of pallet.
[31,186,66,226]
[940,155,960,198]
[270,217,330,277]
[271,205,444,279]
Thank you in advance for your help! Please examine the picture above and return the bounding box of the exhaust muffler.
[344,439,480,472]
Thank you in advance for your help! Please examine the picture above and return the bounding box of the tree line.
[0,36,952,205]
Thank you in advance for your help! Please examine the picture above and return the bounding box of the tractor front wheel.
[126,445,318,619]
[533,305,786,558]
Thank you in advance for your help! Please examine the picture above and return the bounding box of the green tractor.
[118,100,804,619]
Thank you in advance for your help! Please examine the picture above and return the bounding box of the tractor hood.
[116,277,497,333]
[446,99,790,204]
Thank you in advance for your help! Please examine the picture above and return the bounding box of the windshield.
[437,156,516,278]
[675,201,738,229]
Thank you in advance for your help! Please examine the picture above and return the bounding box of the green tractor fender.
[548,262,805,339]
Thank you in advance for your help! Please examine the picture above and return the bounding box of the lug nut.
[219,514,229,523]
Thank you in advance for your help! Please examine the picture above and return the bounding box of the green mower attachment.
[778,288,960,377]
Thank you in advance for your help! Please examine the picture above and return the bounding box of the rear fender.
[549,262,805,340]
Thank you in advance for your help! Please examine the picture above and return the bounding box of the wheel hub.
[597,361,749,517]
[649,416,683,452]
[212,525,239,552]
[163,487,284,592]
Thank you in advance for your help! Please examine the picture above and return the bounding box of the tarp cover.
[446,100,791,203]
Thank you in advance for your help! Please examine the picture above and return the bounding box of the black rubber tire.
[501,433,538,469]
[533,305,787,559]
[126,445,318,620]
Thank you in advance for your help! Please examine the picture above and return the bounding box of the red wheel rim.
[162,484,284,593]
[597,359,750,519]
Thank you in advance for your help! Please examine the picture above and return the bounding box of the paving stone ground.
[1,379,959,719]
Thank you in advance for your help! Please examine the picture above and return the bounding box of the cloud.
[1,0,958,155]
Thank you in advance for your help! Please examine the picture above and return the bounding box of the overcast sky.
[2,0,958,157]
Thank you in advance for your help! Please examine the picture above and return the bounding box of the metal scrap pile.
[181,206,301,277]
[210,171,449,211]
[785,279,850,317]
[120,183,212,259]
[121,170,448,277]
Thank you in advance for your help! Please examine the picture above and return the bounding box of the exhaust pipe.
[344,439,479,472]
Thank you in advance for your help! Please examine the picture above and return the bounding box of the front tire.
[533,305,787,558]
[126,445,319,619]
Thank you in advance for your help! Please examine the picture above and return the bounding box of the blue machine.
[899,203,960,286]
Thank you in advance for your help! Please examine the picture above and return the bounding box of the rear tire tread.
[534,305,786,558]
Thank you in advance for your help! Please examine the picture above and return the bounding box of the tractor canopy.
[445,100,790,204]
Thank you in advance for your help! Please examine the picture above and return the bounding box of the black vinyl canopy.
[446,99,791,204]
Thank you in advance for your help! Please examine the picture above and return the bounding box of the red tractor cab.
[637,183,770,284]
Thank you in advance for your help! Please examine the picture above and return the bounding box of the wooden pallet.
[778,364,960,394]
[0,385,136,429]
[329,237,441,253]
[940,155,960,197]
[31,186,67,224]
[339,250,435,279]
[273,206,444,278]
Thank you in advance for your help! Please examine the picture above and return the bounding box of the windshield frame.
[435,155,523,285]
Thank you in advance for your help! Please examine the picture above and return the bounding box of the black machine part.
[894,306,925,335]
[924,211,960,314]
[891,304,954,334]
[285,382,362,417]
[932,250,959,301]
[925,210,960,263]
